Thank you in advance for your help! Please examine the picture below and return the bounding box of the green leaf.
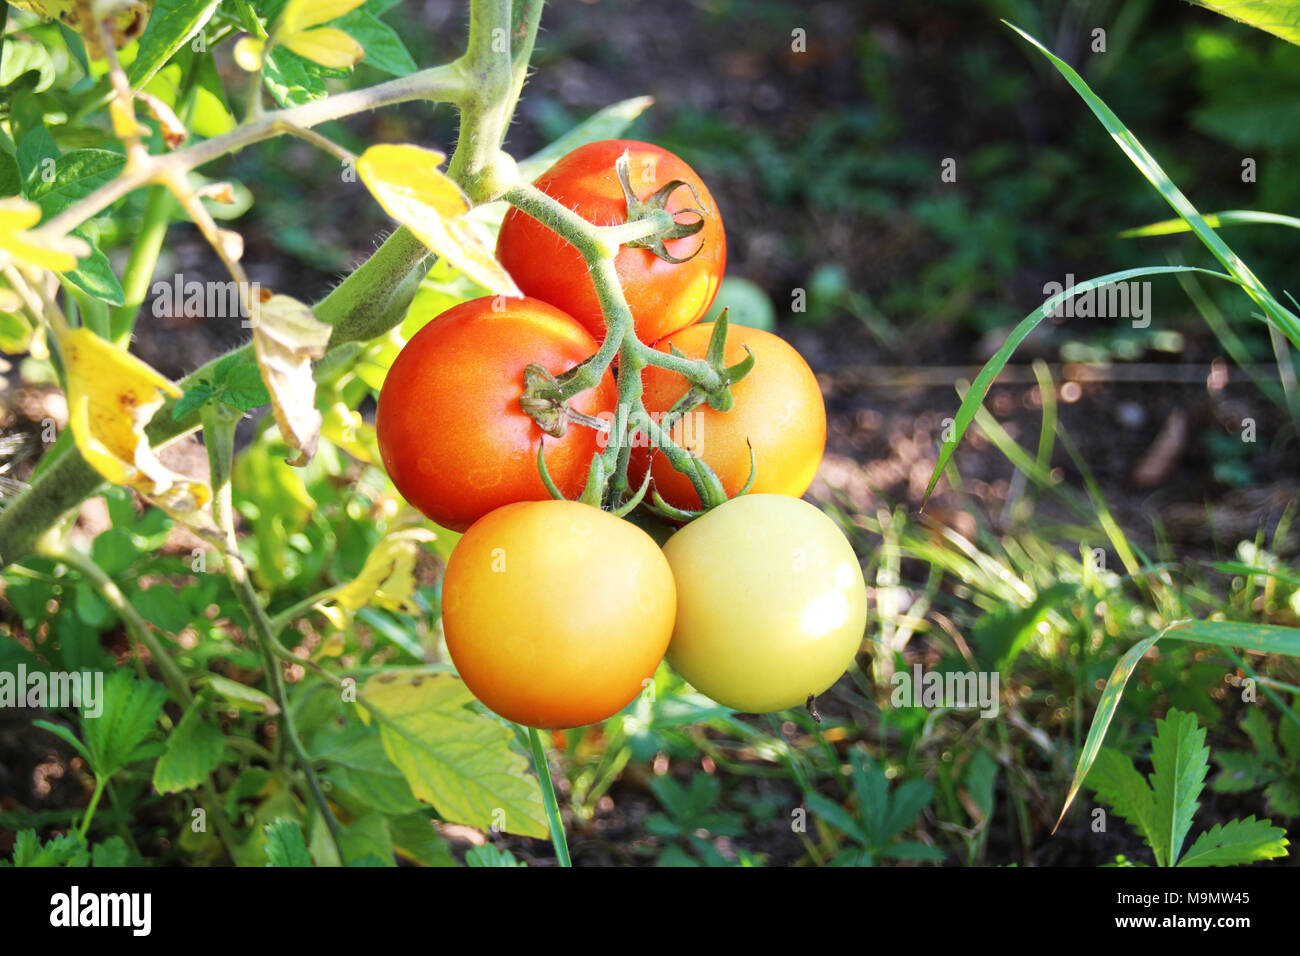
[340,814,394,867]
[1211,750,1266,793]
[1086,747,1163,863]
[1264,778,1300,818]
[879,840,946,862]
[32,719,93,764]
[194,674,279,715]
[58,24,90,77]
[0,152,20,197]
[1240,707,1279,760]
[465,844,526,867]
[921,266,1227,508]
[82,671,166,779]
[63,231,125,306]
[1,38,57,95]
[152,698,224,794]
[964,749,998,825]
[128,0,223,90]
[805,792,866,845]
[1280,710,1300,763]
[1187,1,1300,47]
[883,779,935,842]
[132,584,191,633]
[1176,816,1289,866]
[321,734,424,816]
[1149,709,1210,866]
[91,528,139,575]
[8,830,88,867]
[358,671,548,838]
[28,149,126,217]
[16,126,58,192]
[215,359,271,411]
[848,747,889,846]
[336,10,417,76]
[388,814,457,867]
[91,836,130,867]
[263,819,313,867]
[171,382,218,421]
[263,46,330,107]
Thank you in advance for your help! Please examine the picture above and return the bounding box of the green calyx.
[614,151,707,263]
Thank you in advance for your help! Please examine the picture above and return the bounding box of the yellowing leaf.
[280,0,365,34]
[282,27,364,69]
[109,98,148,140]
[249,294,332,467]
[0,197,91,274]
[322,400,379,463]
[58,326,211,524]
[358,671,548,838]
[356,145,522,297]
[320,528,436,625]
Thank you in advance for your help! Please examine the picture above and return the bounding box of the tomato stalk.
[503,181,749,514]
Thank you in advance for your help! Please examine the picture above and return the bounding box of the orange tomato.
[376,296,615,532]
[441,500,676,728]
[630,323,826,510]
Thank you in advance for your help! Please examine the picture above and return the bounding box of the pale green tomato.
[662,494,867,713]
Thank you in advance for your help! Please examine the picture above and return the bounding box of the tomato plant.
[496,139,726,344]
[631,322,827,511]
[661,495,868,713]
[442,499,676,729]
[376,295,616,532]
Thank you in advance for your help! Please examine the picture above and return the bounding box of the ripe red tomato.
[375,296,615,532]
[442,500,677,729]
[629,322,826,511]
[496,139,726,345]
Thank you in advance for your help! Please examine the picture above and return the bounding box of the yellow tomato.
[662,495,867,712]
[441,500,677,729]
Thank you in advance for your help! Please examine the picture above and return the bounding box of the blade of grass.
[1005,21,1300,348]
[921,265,1232,508]
[1119,209,1300,238]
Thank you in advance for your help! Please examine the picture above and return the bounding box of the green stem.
[527,726,572,867]
[45,63,468,236]
[269,584,346,635]
[202,404,346,863]
[78,778,106,839]
[109,185,173,345]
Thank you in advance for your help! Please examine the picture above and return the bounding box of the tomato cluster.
[376,140,866,728]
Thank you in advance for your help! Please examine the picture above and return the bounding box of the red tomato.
[496,140,726,344]
[376,296,615,532]
[630,323,826,511]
